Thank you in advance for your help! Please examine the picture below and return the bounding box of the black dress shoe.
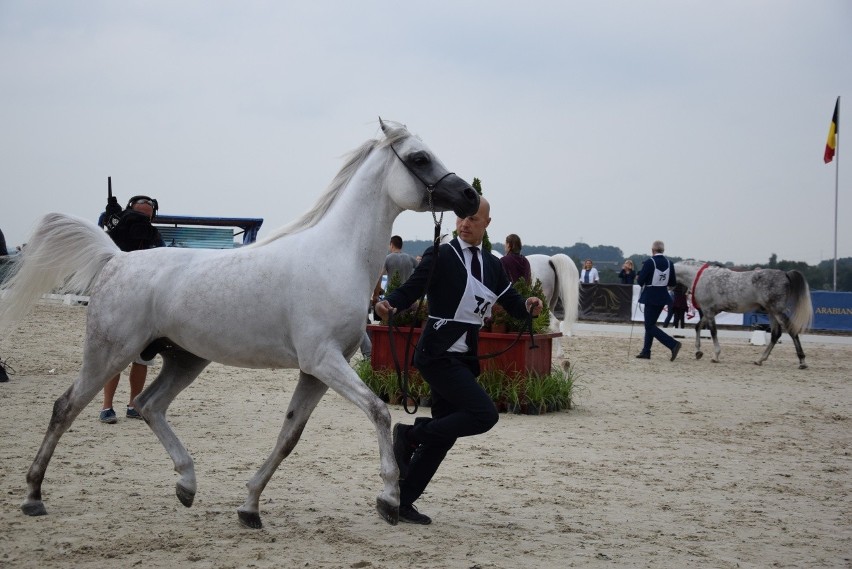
[399,504,432,525]
[393,423,415,479]
[635,353,650,359]
[670,341,682,361]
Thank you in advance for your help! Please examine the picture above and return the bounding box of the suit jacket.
[385,238,530,372]
[637,254,677,306]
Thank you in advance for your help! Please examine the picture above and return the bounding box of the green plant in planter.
[554,364,575,410]
[500,277,551,333]
[354,358,387,400]
[504,377,522,413]
[406,371,431,405]
[476,369,505,408]
[488,304,510,332]
[383,269,427,327]
[380,369,402,403]
[520,366,575,414]
[523,373,549,414]
[353,353,574,414]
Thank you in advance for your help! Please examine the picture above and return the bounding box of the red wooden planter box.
[367,324,561,377]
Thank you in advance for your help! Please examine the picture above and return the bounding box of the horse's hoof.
[238,509,263,529]
[695,351,703,360]
[21,501,47,517]
[754,361,762,366]
[176,482,195,508]
[376,497,399,526]
[799,363,808,370]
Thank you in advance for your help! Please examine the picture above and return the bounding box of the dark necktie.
[584,271,589,283]
[469,246,482,282]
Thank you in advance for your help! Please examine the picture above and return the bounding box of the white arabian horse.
[675,261,813,368]
[527,254,580,351]
[0,119,479,528]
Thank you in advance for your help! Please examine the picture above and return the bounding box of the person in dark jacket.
[636,240,682,361]
[618,259,637,285]
[97,196,164,423]
[500,233,531,284]
[375,197,542,525]
[670,283,689,330]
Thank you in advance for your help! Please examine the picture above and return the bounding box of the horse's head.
[379,119,479,219]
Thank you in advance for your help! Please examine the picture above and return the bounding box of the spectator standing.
[580,259,599,284]
[670,283,688,330]
[500,233,531,284]
[662,289,675,328]
[618,260,637,285]
[98,196,165,423]
[364,236,419,359]
[379,235,418,287]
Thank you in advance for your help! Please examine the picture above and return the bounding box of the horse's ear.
[379,117,387,133]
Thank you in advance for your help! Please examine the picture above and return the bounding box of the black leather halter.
[389,143,455,228]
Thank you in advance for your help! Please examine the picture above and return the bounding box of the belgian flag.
[824,97,838,164]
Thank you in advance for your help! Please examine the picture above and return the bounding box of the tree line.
[403,240,852,292]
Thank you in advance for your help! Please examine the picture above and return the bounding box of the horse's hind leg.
[238,371,328,529]
[754,315,806,368]
[133,351,210,508]
[755,320,782,366]
[23,360,126,516]
[790,333,807,369]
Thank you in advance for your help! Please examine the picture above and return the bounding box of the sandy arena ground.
[1,302,850,568]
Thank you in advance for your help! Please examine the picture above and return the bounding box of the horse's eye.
[410,152,430,166]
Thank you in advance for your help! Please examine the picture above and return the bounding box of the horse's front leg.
[238,371,328,529]
[134,352,210,508]
[308,356,399,525]
[23,363,122,516]
[708,319,721,362]
[694,318,704,360]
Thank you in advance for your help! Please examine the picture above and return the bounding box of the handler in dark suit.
[636,240,682,361]
[375,197,542,525]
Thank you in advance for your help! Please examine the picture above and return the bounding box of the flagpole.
[833,96,840,291]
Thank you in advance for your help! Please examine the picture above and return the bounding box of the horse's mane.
[250,122,412,247]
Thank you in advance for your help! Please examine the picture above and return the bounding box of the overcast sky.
[1,1,850,265]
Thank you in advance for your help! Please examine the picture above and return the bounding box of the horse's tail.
[785,270,813,335]
[549,254,579,332]
[0,213,119,331]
